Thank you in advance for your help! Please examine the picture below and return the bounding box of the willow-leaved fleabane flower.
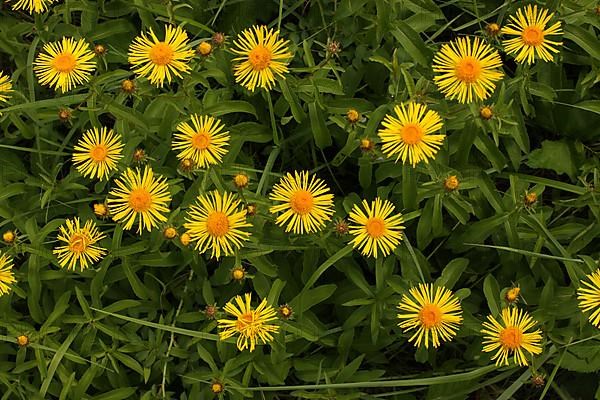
[108,167,172,234]
[502,5,563,64]
[72,127,124,180]
[397,283,463,348]
[577,269,600,328]
[0,72,13,104]
[218,293,279,352]
[232,25,292,91]
[184,191,251,259]
[0,252,16,296]
[128,25,195,87]
[378,103,445,167]
[34,37,96,92]
[432,36,503,103]
[482,308,543,366]
[348,198,404,258]
[172,114,229,168]
[53,218,106,271]
[11,0,55,13]
[269,171,334,234]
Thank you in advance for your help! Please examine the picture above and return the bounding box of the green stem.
[265,90,279,145]
[375,257,384,293]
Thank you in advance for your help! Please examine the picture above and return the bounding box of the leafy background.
[1,0,599,399]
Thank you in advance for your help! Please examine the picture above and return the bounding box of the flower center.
[53,53,77,73]
[522,26,544,46]
[89,145,108,162]
[455,57,482,83]
[365,217,385,238]
[128,188,152,212]
[149,42,174,66]
[289,190,314,215]
[419,304,443,329]
[191,132,211,150]
[206,211,229,237]
[499,326,523,350]
[248,45,272,71]
[69,233,89,253]
[236,311,255,330]
[401,124,424,145]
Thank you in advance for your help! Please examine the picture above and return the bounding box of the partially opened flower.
[232,25,292,91]
[72,127,124,180]
[0,73,13,103]
[218,293,279,352]
[397,283,463,348]
[577,269,600,328]
[128,25,195,87]
[432,36,503,103]
[34,37,96,92]
[378,103,445,166]
[0,252,16,296]
[11,0,55,13]
[53,218,106,271]
[172,114,229,168]
[502,5,563,64]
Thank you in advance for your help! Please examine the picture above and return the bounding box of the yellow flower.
[218,293,279,352]
[93,203,109,218]
[480,106,494,120]
[11,0,55,13]
[180,232,191,246]
[2,230,16,244]
[506,286,521,303]
[397,283,463,348]
[348,198,404,258]
[197,42,212,56]
[481,308,543,366]
[378,103,445,167]
[577,269,600,328]
[172,114,229,168]
[233,173,249,190]
[231,266,246,281]
[53,218,106,271]
[444,175,459,191]
[34,37,96,92]
[432,36,503,103]
[184,191,251,259]
[163,226,177,240]
[232,25,292,91]
[128,25,195,87]
[502,5,563,64]
[269,171,334,235]
[0,72,13,103]
[72,127,124,180]
[0,252,16,296]
[16,335,29,347]
[108,167,172,234]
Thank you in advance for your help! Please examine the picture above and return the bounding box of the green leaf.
[483,275,501,317]
[527,140,577,179]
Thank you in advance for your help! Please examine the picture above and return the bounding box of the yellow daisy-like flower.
[218,293,279,352]
[0,252,16,296]
[0,72,13,103]
[378,103,445,167]
[184,191,252,259]
[482,308,543,366]
[34,37,96,93]
[432,36,504,103]
[128,25,195,87]
[232,25,292,91]
[108,167,172,234]
[72,127,124,180]
[348,198,404,258]
[269,171,334,235]
[11,0,55,13]
[502,5,563,64]
[397,283,463,348]
[172,114,230,168]
[577,269,600,328]
[53,218,106,271]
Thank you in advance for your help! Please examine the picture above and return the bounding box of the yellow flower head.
[180,232,191,246]
[197,42,212,56]
[108,167,172,234]
[128,25,195,87]
[34,37,96,93]
[17,335,29,347]
[3,230,16,244]
[0,252,16,296]
[232,25,292,91]
[482,308,543,366]
[172,114,229,168]
[183,191,252,259]
[506,286,521,303]
[502,5,563,64]
[378,103,445,167]
[53,218,106,271]
[163,226,178,240]
[218,293,279,352]
[577,269,600,328]
[93,203,109,218]
[0,72,13,103]
[348,198,404,258]
[11,0,55,13]
[397,283,463,348]
[72,127,124,181]
[432,36,504,103]
[444,175,459,191]
[233,173,249,190]
[269,171,334,235]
